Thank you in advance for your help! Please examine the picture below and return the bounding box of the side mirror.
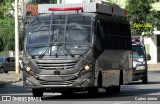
[146,54,151,61]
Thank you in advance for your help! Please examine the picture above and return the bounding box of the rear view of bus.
[22,2,133,97]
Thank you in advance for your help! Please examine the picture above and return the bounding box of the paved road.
[0,70,160,103]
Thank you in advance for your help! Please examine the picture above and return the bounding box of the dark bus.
[22,4,133,97]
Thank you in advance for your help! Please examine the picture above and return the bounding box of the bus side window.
[95,21,103,51]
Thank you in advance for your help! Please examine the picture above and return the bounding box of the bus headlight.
[84,65,90,70]
[136,65,145,70]
[79,65,91,76]
[26,66,31,72]
[25,66,35,75]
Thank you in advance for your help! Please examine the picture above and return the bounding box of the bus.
[22,2,133,97]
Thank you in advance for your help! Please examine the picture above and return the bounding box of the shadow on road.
[42,86,160,101]
[129,81,160,85]
[0,81,31,94]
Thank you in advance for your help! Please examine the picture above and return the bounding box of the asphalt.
[0,64,160,87]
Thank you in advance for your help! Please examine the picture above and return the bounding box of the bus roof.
[38,2,128,17]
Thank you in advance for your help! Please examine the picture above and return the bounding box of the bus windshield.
[26,14,92,56]
[132,45,145,58]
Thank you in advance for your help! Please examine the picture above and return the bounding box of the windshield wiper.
[64,47,75,58]
[38,13,54,58]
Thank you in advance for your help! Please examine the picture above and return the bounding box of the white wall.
[144,35,157,64]
[58,0,88,4]
[58,0,104,4]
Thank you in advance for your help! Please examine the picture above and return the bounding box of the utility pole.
[57,0,60,4]
[15,0,20,74]
[22,0,24,17]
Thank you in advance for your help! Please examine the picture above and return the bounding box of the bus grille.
[37,62,76,70]
[38,80,75,85]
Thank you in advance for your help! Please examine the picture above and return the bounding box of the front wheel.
[88,87,99,95]
[0,67,8,73]
[61,89,75,96]
[32,88,43,98]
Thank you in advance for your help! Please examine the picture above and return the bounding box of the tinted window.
[101,21,131,50]
[132,45,145,58]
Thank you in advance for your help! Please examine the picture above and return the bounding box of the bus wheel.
[107,70,122,94]
[114,70,123,94]
[105,87,113,95]
[142,74,148,84]
[88,87,98,95]
[88,72,102,95]
[113,85,120,93]
[61,89,75,96]
[32,88,43,98]
[105,83,120,94]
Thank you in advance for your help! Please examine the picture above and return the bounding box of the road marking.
[114,101,131,104]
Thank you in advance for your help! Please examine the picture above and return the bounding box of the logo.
[2,96,11,101]
[54,70,60,75]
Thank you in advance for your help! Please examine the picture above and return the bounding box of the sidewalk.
[148,63,160,71]
[0,71,22,87]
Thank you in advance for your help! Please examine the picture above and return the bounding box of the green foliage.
[0,51,9,57]
[0,19,23,51]
[32,0,57,4]
[0,0,16,51]
[0,0,13,19]
[125,0,158,36]
[0,0,24,52]
[50,0,57,3]
[0,18,15,51]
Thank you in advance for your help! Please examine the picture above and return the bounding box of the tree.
[0,0,23,51]
[125,0,158,36]
[0,18,15,51]
[50,0,57,3]
[0,0,13,18]
[32,0,57,4]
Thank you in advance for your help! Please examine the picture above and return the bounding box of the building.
[57,0,126,8]
[143,1,160,64]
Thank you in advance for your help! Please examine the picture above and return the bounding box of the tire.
[0,67,8,73]
[142,74,148,84]
[88,87,98,95]
[113,85,120,93]
[32,88,43,98]
[61,90,75,96]
[0,67,4,73]
[105,85,120,95]
[106,70,122,94]
[105,87,113,95]
[88,72,102,95]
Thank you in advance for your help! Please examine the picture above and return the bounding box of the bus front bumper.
[23,71,94,88]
